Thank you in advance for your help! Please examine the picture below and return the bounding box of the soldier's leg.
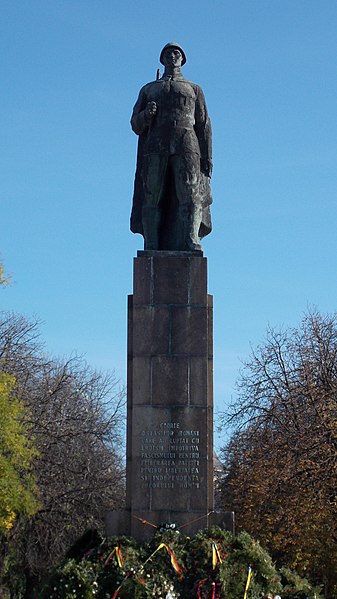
[172,153,203,251]
[141,154,167,250]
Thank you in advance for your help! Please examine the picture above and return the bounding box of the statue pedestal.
[106,251,234,541]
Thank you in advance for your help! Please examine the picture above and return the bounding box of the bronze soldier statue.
[130,42,212,251]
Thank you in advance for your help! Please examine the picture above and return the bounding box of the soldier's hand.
[145,101,157,120]
[201,158,213,178]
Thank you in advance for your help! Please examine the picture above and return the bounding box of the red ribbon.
[197,577,209,598]
[197,578,221,599]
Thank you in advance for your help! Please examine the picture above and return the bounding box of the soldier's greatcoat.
[130,74,212,239]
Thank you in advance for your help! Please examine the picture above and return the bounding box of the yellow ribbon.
[211,542,222,570]
[243,566,253,599]
[103,547,123,569]
[143,542,182,578]
[110,542,182,598]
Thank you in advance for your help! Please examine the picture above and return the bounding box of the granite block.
[190,357,208,406]
[189,257,207,304]
[153,256,189,305]
[132,357,151,405]
[152,355,189,406]
[171,306,208,355]
[132,306,170,355]
[133,257,152,305]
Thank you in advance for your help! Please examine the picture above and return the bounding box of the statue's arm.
[194,86,213,178]
[131,87,152,135]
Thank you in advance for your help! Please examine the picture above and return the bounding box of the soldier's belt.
[155,119,194,128]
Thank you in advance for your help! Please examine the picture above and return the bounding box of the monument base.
[107,251,234,543]
[105,509,235,542]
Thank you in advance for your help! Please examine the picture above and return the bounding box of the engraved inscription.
[140,421,201,489]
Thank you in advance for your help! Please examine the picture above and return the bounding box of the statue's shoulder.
[139,80,160,92]
[183,80,203,93]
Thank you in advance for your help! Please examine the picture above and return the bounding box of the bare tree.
[0,312,125,598]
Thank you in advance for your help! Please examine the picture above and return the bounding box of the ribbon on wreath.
[243,565,253,599]
[142,542,183,578]
[103,546,124,569]
[211,542,222,570]
[110,572,132,599]
[211,581,217,599]
[197,577,209,598]
[197,578,220,599]
[110,541,182,599]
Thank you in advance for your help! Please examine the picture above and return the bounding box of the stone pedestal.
[106,250,234,541]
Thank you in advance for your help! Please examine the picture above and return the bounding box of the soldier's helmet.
[160,42,187,66]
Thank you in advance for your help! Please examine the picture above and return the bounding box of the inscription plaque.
[140,422,201,489]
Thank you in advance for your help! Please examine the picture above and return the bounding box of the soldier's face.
[163,47,183,68]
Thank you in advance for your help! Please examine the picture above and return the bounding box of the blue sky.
[1,1,337,446]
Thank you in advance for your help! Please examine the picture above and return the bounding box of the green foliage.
[279,567,322,599]
[183,528,231,597]
[40,527,322,599]
[182,529,283,598]
[87,535,147,599]
[46,559,99,599]
[0,373,39,532]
